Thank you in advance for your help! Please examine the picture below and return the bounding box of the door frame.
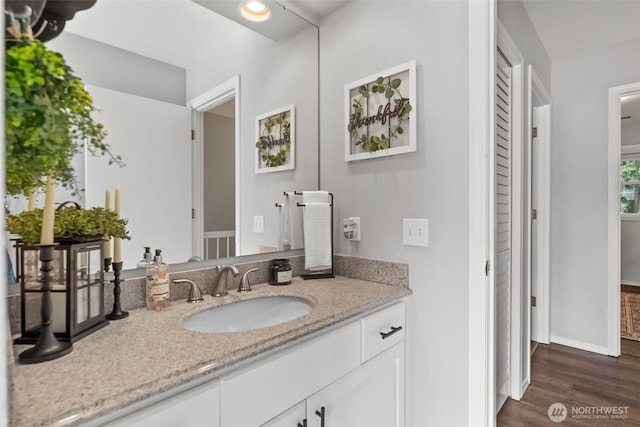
[189,76,241,259]
[528,66,552,346]
[468,0,496,425]
[607,81,640,356]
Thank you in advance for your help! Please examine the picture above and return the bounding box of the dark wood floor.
[497,340,640,426]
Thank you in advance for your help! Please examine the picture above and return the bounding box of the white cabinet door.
[262,401,306,427]
[222,321,360,427]
[104,380,221,427]
[307,342,404,427]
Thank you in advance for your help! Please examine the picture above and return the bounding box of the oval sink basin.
[183,296,312,333]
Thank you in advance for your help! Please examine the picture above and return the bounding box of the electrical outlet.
[403,218,428,247]
[343,217,361,241]
[253,215,264,233]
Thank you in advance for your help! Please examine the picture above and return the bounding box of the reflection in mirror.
[7,1,319,270]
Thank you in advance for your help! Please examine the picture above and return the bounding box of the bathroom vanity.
[10,276,410,426]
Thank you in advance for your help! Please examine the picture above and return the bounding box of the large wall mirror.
[11,0,319,271]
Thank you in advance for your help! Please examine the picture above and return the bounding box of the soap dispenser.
[136,246,153,269]
[146,249,170,311]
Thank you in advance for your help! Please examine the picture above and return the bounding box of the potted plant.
[5,14,127,362]
[6,204,130,245]
[5,18,122,197]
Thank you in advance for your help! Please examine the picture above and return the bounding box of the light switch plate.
[253,215,264,233]
[403,218,428,247]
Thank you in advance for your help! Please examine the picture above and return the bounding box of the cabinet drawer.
[104,380,220,427]
[361,302,406,362]
[222,321,361,427]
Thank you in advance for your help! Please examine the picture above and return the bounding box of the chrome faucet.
[173,279,204,303]
[213,265,239,297]
[237,267,258,293]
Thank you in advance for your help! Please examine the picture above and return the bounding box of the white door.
[306,343,405,427]
[85,85,191,266]
[495,49,512,412]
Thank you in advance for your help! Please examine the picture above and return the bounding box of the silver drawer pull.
[380,326,403,339]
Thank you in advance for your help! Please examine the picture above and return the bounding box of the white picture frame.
[255,104,295,174]
[344,60,417,162]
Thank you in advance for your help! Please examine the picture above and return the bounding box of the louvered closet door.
[495,49,512,412]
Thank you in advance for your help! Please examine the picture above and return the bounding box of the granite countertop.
[11,275,411,426]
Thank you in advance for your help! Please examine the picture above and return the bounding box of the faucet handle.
[238,267,259,293]
[173,279,204,303]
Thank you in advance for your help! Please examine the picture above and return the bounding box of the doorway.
[608,82,640,356]
[528,66,551,349]
[202,100,236,259]
[190,76,241,260]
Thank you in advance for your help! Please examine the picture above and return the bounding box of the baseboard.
[521,377,530,398]
[621,280,640,287]
[550,335,609,356]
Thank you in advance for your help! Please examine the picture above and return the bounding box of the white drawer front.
[222,321,361,427]
[361,302,406,362]
[105,380,220,427]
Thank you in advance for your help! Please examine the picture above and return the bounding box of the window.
[621,158,640,216]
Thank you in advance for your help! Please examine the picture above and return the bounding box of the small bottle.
[137,247,153,269]
[146,249,170,311]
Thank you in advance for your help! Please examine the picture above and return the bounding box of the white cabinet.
[222,321,361,427]
[306,342,405,427]
[95,301,406,427]
[262,401,306,427]
[104,380,220,427]
[262,302,406,427]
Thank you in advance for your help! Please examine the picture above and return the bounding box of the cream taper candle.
[40,176,56,245]
[104,190,112,259]
[113,186,122,263]
[28,189,35,211]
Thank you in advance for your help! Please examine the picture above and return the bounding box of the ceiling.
[62,0,639,75]
[522,0,640,60]
[62,0,347,69]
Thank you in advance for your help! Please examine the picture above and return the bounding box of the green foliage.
[349,75,412,153]
[621,160,640,214]
[255,112,291,168]
[6,206,130,245]
[5,39,122,196]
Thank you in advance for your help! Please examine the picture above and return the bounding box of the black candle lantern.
[15,239,110,344]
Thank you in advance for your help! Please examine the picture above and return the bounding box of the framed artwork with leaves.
[255,104,295,174]
[344,60,417,161]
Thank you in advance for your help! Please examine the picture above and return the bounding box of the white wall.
[188,25,318,255]
[48,32,186,106]
[551,39,640,347]
[320,2,469,425]
[622,122,640,146]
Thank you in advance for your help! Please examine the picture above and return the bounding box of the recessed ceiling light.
[240,1,271,22]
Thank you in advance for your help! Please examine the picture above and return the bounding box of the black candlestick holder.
[18,244,73,364]
[106,261,128,320]
[103,257,112,273]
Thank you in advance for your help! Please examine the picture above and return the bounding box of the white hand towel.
[278,192,304,251]
[302,190,330,204]
[303,202,332,271]
[278,197,290,251]
[289,193,304,250]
